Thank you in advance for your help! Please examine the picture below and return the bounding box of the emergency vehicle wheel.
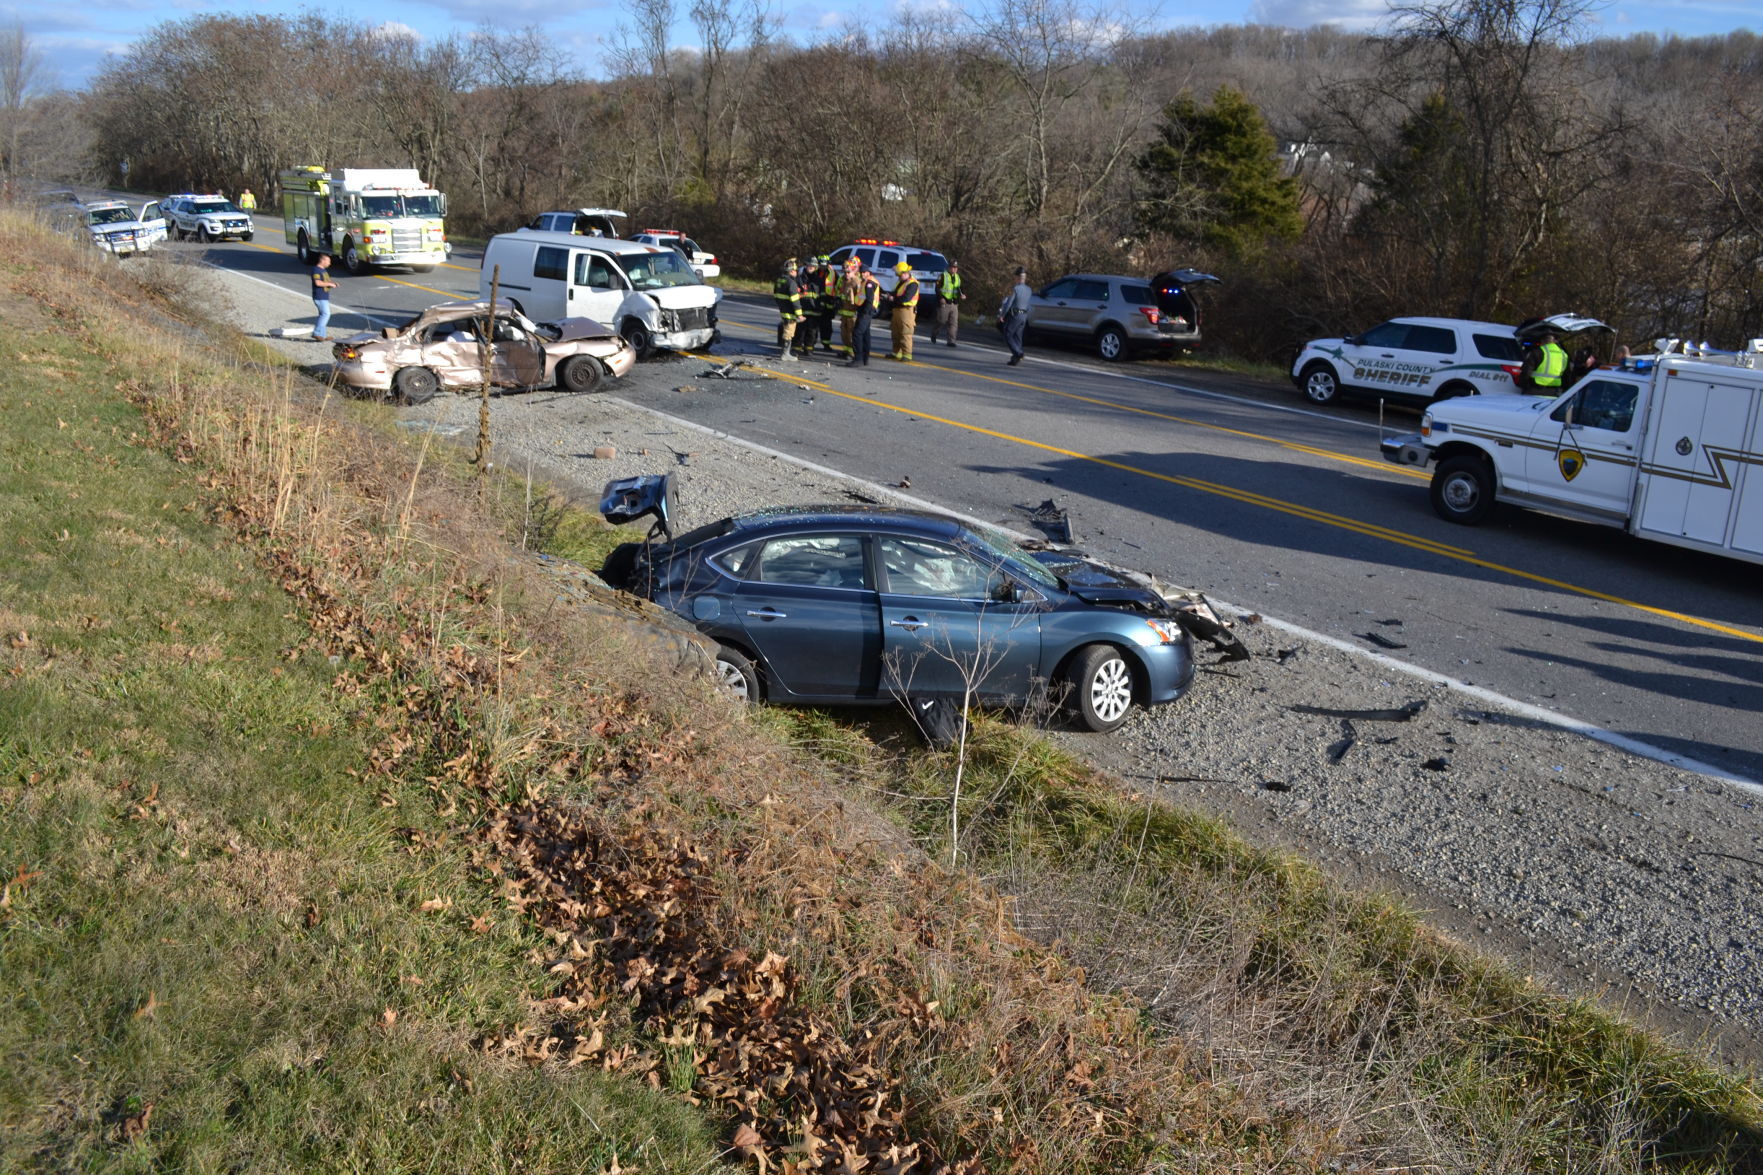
[621,320,655,359]
[1300,361,1341,405]
[196,225,212,243]
[411,265,436,273]
[557,356,602,394]
[1096,326,1128,362]
[243,232,254,242]
[1430,455,1495,526]
[296,231,312,264]
[342,239,364,274]
[1431,381,1476,403]
[393,366,440,406]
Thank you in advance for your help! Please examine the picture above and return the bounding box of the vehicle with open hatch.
[160,193,254,242]
[479,231,720,357]
[1292,313,1610,408]
[1022,270,1217,361]
[78,199,168,256]
[330,299,635,404]
[629,228,720,279]
[596,474,1246,731]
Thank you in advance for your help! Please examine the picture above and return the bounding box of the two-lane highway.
[191,218,1763,783]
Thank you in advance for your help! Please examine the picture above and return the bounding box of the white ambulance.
[1381,343,1763,566]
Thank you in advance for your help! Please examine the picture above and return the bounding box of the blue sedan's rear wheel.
[1068,644,1135,732]
[713,644,761,704]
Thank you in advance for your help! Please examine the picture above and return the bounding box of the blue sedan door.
[732,534,882,699]
[875,535,1042,700]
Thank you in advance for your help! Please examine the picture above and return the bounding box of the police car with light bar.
[825,239,949,307]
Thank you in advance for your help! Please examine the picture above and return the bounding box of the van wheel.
[621,320,655,359]
[1430,455,1495,525]
[393,367,440,406]
[1095,326,1128,361]
[1066,644,1137,732]
[1300,361,1341,405]
[557,356,602,394]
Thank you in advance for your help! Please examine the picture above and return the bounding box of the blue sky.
[7,0,1758,93]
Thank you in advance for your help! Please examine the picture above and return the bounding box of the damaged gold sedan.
[331,300,637,405]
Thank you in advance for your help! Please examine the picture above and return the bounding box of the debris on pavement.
[1288,700,1428,722]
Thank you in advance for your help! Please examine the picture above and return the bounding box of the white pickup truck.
[1381,346,1763,567]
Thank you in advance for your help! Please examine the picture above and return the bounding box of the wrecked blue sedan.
[599,475,1245,732]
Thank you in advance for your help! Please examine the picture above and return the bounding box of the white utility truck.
[1381,343,1763,566]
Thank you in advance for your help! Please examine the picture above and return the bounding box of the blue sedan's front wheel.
[1068,644,1136,732]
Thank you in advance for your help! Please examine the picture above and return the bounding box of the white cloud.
[1247,0,1389,31]
[369,21,423,43]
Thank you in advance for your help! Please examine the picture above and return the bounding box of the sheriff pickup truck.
[1381,346,1763,567]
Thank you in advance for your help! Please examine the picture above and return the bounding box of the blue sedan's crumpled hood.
[1026,548,1249,662]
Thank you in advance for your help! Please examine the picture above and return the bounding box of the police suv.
[824,239,948,308]
[161,193,255,242]
[1291,314,1610,408]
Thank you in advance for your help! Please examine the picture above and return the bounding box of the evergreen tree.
[1134,85,1303,258]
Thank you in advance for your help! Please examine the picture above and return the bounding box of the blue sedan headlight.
[1142,617,1184,645]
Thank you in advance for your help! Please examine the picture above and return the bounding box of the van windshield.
[622,249,700,289]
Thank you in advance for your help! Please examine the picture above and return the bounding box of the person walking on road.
[773,258,805,361]
[845,267,883,367]
[889,261,921,360]
[998,266,1031,365]
[309,253,337,341]
[930,260,964,346]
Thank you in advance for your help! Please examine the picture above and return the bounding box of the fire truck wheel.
[343,240,364,274]
[296,232,311,264]
[393,367,440,406]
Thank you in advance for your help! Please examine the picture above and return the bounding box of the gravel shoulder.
[204,265,1763,1070]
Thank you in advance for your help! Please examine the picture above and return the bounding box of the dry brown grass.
[4,203,1759,1174]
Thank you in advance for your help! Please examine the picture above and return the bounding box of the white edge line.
[202,261,399,329]
[606,390,1763,797]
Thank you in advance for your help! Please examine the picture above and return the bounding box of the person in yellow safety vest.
[773,258,805,361]
[1518,327,1569,395]
[237,188,257,213]
[930,260,963,347]
[889,261,921,360]
[837,258,864,358]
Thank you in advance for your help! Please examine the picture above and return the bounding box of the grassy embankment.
[2,204,1759,1173]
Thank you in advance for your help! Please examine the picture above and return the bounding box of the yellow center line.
[692,330,1763,645]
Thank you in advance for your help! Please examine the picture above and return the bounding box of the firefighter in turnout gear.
[889,261,920,360]
[774,259,805,361]
[813,255,840,353]
[837,256,864,358]
[795,257,823,353]
[930,260,964,347]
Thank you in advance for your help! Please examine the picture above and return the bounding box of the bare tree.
[1,22,45,183]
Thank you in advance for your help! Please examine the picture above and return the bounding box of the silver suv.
[1026,272,1208,361]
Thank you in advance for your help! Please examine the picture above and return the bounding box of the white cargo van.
[479,231,720,357]
[1381,345,1763,566]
